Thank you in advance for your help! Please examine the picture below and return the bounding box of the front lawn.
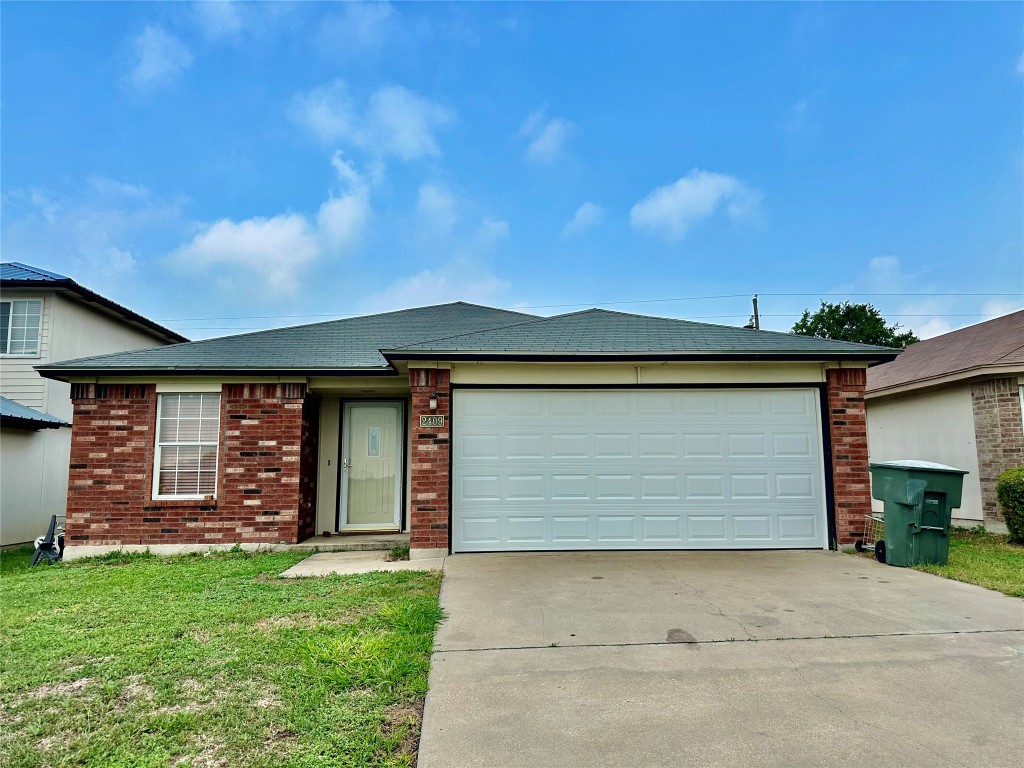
[0,549,443,767]
[913,527,1024,598]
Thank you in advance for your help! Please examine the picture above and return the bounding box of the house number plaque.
[419,415,445,428]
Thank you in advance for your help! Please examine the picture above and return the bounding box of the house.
[0,262,186,546]
[36,302,899,559]
[865,310,1024,526]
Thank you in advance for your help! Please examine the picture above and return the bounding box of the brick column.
[827,368,871,545]
[409,368,451,558]
[971,378,1024,523]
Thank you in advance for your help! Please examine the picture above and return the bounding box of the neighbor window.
[154,393,221,498]
[0,299,42,355]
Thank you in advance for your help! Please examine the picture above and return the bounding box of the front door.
[340,401,404,530]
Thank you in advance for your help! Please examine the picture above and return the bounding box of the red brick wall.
[409,368,451,552]
[971,377,1024,523]
[827,368,871,545]
[66,383,317,547]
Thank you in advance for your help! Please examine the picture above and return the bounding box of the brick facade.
[827,368,872,545]
[408,368,452,553]
[971,377,1024,523]
[66,383,317,546]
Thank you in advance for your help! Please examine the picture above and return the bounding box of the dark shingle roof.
[38,303,899,378]
[385,308,902,359]
[0,396,68,430]
[867,310,1024,394]
[1,261,187,344]
[38,303,538,375]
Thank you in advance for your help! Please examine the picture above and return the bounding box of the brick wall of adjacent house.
[971,377,1024,523]
[409,368,451,552]
[65,383,317,546]
[827,368,872,545]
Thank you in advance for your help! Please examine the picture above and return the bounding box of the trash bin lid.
[869,459,968,474]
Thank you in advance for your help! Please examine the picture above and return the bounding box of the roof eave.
[865,362,1024,399]
[34,365,399,382]
[0,415,68,430]
[383,350,901,364]
[1,278,188,344]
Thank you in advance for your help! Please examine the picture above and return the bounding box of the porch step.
[289,533,410,553]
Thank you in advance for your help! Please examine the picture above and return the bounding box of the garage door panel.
[453,389,826,551]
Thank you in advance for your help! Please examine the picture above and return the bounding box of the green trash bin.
[869,460,969,567]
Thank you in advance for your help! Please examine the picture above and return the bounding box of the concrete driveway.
[418,551,1024,768]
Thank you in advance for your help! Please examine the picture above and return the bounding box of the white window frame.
[0,298,43,357]
[152,393,222,500]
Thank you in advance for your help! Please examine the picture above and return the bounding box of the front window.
[0,299,42,355]
[154,393,221,498]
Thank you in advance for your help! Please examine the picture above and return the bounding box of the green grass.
[0,549,443,767]
[913,527,1024,597]
[386,544,410,562]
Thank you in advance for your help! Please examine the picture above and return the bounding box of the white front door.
[340,401,403,530]
[452,388,827,552]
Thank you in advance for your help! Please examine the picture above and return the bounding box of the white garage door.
[452,388,827,552]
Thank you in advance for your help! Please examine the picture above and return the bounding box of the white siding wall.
[866,384,983,523]
[1,290,174,545]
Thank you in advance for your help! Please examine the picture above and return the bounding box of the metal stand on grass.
[30,515,65,566]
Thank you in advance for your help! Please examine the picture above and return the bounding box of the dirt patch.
[383,699,424,760]
[254,613,321,631]
[115,675,155,710]
[17,677,94,703]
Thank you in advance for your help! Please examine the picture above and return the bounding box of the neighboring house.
[865,310,1024,526]
[0,263,186,546]
[36,302,899,559]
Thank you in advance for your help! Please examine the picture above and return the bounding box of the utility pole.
[751,294,760,330]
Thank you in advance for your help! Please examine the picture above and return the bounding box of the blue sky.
[2,1,1022,340]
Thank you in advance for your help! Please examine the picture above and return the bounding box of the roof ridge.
[992,339,1024,365]
[536,306,900,351]
[120,302,526,352]
[386,313,554,350]
[908,308,1024,346]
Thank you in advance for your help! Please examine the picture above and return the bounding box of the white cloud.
[124,25,193,93]
[562,202,604,238]
[173,154,369,296]
[416,183,458,237]
[475,216,509,248]
[193,1,245,40]
[370,86,452,159]
[290,80,451,160]
[316,2,394,55]
[982,298,1022,319]
[0,181,189,294]
[360,262,510,314]
[174,214,318,296]
[630,169,760,241]
[519,109,576,163]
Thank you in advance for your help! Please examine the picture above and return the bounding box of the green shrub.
[995,465,1024,543]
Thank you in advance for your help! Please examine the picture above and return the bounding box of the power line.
[173,311,1018,331]
[155,291,1022,324]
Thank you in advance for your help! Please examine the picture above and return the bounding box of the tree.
[792,301,919,347]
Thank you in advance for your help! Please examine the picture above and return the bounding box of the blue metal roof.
[0,397,69,429]
[0,262,70,281]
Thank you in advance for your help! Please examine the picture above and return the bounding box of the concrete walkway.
[280,550,444,577]
[418,550,1024,768]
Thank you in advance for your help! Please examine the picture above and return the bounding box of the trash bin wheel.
[854,540,866,552]
[874,540,887,564]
